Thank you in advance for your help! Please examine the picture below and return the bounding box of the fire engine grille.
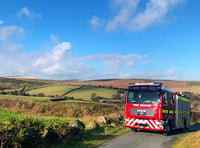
[131,108,154,116]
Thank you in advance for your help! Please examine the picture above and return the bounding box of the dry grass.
[0,97,124,118]
[174,86,200,94]
[173,131,200,148]
[63,79,190,89]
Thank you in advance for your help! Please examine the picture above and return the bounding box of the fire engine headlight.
[125,118,130,122]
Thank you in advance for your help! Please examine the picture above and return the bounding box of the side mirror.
[122,91,127,104]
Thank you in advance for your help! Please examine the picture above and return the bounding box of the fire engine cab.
[124,82,191,135]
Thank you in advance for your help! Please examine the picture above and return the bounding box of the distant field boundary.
[62,86,82,96]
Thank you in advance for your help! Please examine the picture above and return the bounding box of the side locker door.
[172,94,176,128]
[162,91,168,119]
[175,95,180,128]
[178,96,184,128]
[174,94,178,128]
[186,99,191,127]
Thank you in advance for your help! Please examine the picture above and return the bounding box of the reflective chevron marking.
[130,119,138,127]
[125,118,163,130]
[149,120,159,129]
[127,118,134,126]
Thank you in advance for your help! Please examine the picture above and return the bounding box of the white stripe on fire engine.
[127,118,134,126]
[130,119,138,127]
[146,120,154,129]
[149,120,159,129]
[131,119,154,129]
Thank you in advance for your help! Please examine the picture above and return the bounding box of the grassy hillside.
[63,79,200,94]
[174,86,200,94]
[0,77,50,91]
[66,86,118,100]
[27,85,80,97]
[173,131,200,148]
[1,77,200,94]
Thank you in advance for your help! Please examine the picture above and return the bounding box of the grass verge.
[173,131,200,148]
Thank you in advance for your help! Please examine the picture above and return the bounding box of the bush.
[91,93,106,102]
[43,126,59,144]
[90,93,97,100]
[112,93,121,100]
[0,118,86,147]
[37,93,45,97]
[0,123,15,148]
[49,120,85,144]
[117,89,124,94]
[10,118,45,148]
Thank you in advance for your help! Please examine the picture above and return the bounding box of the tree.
[112,93,121,100]
[90,93,97,101]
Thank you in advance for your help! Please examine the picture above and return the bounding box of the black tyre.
[163,125,171,136]
[184,119,188,130]
[131,128,138,132]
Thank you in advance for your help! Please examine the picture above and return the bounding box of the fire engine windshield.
[127,91,160,104]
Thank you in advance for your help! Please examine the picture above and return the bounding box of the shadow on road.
[136,123,200,136]
[171,123,200,136]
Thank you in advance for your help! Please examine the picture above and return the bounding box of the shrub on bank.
[0,118,85,148]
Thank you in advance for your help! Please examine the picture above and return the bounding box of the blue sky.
[0,0,199,80]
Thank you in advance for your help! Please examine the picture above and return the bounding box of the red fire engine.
[124,82,191,135]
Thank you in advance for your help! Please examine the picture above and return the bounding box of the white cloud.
[0,20,3,25]
[94,0,184,32]
[50,34,60,44]
[0,42,195,80]
[116,68,179,80]
[129,0,183,31]
[106,0,140,31]
[18,7,42,19]
[0,28,192,80]
[0,24,24,53]
[0,25,24,42]
[89,16,102,27]
[42,63,63,75]
[80,54,145,67]
[33,42,72,67]
[1,43,22,52]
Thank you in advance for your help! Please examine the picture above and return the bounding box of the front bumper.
[125,118,164,131]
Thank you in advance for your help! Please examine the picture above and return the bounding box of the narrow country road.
[98,125,200,148]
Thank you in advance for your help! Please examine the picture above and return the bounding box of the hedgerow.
[0,118,85,148]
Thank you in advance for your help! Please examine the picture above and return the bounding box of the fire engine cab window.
[127,91,160,104]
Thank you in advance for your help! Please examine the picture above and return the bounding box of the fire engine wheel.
[131,128,138,132]
[184,119,188,130]
[163,124,171,136]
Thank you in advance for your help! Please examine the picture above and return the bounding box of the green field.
[27,85,80,96]
[66,86,118,100]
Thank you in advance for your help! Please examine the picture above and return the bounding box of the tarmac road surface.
[98,125,200,148]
